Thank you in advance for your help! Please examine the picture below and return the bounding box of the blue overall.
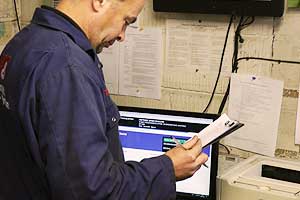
[0,6,175,200]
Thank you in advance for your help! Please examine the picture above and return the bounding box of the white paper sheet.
[166,19,233,73]
[224,74,284,157]
[98,43,120,94]
[295,84,300,144]
[0,0,20,22]
[197,113,241,148]
[119,27,163,99]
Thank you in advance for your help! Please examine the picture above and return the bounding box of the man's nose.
[117,30,126,42]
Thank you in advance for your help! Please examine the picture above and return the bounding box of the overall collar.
[31,6,96,60]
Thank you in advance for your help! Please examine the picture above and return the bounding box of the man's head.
[57,0,145,53]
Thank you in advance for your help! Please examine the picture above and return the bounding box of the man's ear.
[91,0,107,12]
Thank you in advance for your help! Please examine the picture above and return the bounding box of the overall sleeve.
[37,66,176,200]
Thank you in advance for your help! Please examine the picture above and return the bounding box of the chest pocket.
[103,95,124,162]
[106,102,120,130]
[104,95,120,129]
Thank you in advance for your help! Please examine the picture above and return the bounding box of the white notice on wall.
[98,43,120,94]
[224,74,284,157]
[295,84,300,144]
[166,19,233,73]
[0,0,21,22]
[119,27,163,99]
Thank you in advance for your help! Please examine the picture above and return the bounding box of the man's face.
[95,0,145,53]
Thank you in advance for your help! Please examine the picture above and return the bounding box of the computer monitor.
[153,0,285,17]
[118,106,219,200]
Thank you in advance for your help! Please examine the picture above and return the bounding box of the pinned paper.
[295,84,300,144]
[224,74,284,157]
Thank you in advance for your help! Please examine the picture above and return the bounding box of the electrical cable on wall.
[236,57,300,65]
[13,0,21,31]
[215,17,300,152]
[202,14,234,113]
[219,143,231,154]
[217,57,300,114]
[203,15,256,114]
[217,18,300,114]
[217,16,255,114]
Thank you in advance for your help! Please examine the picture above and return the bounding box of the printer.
[217,155,300,200]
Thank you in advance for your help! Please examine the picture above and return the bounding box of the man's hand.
[165,136,208,181]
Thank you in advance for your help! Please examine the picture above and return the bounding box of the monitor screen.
[118,106,219,200]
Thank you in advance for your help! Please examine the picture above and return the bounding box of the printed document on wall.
[224,74,284,157]
[0,0,20,22]
[166,18,233,73]
[119,27,163,99]
[98,43,120,94]
[295,83,300,144]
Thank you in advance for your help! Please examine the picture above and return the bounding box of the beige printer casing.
[217,155,300,200]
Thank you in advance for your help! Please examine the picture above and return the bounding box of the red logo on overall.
[0,55,11,80]
[104,88,109,96]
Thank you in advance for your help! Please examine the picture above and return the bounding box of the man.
[0,0,208,199]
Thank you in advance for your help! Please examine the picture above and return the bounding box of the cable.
[217,16,255,114]
[218,56,300,114]
[13,0,21,31]
[219,143,231,154]
[236,57,300,65]
[202,14,234,113]
[232,16,249,73]
[218,82,230,114]
[0,19,19,23]
[217,16,300,114]
[240,17,255,29]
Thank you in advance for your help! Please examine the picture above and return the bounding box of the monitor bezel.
[153,0,285,17]
[118,106,219,200]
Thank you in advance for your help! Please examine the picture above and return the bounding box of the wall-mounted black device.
[153,0,285,17]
